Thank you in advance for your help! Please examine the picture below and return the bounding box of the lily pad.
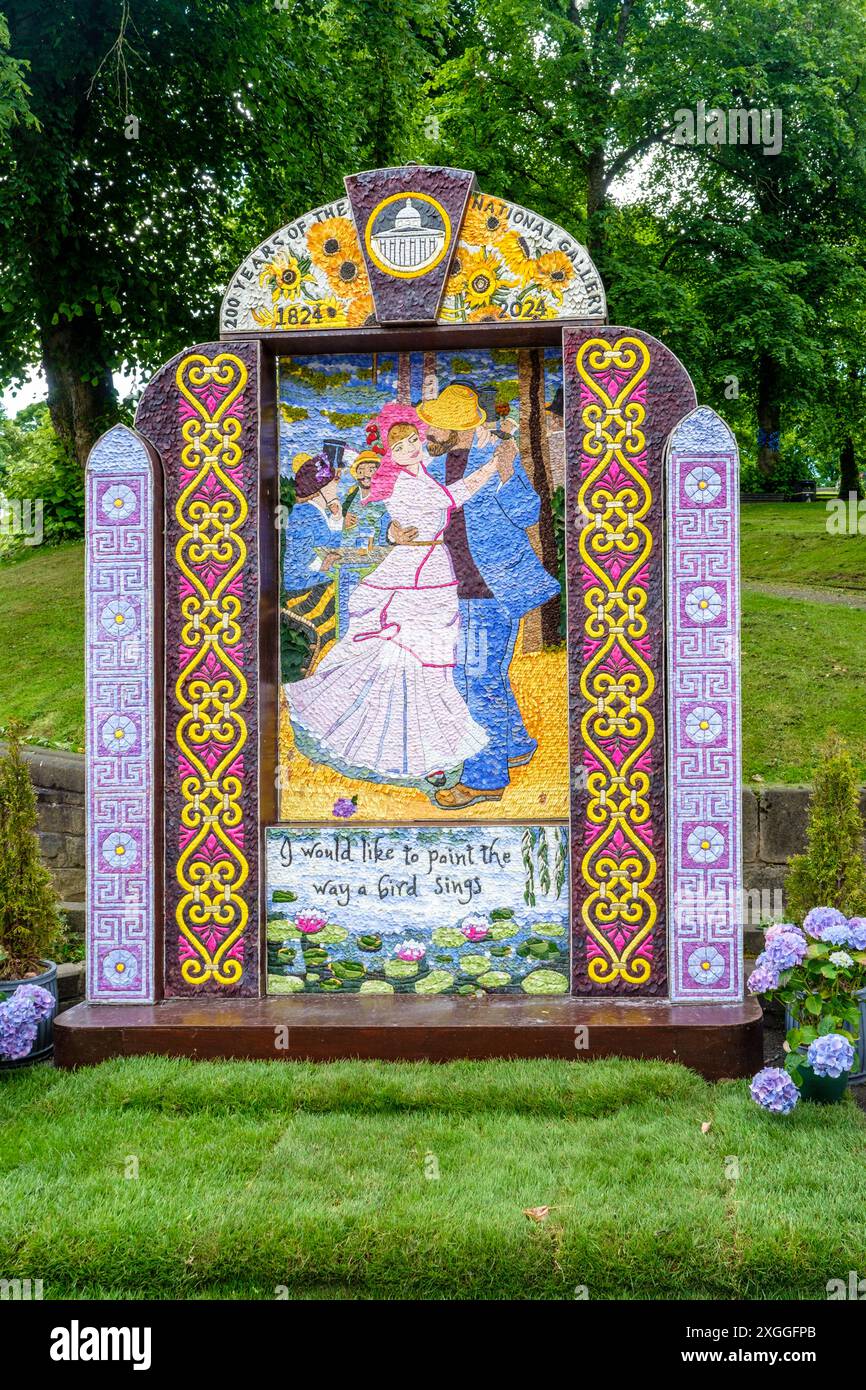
[414,970,454,995]
[268,922,301,941]
[456,984,478,996]
[359,979,394,995]
[490,907,515,920]
[319,978,342,991]
[302,946,329,966]
[489,945,512,957]
[384,958,419,979]
[521,969,569,995]
[357,934,382,952]
[533,922,565,938]
[432,927,465,948]
[332,960,365,981]
[489,922,516,941]
[477,970,511,989]
[268,973,305,994]
[272,889,298,903]
[460,954,490,976]
[318,922,349,944]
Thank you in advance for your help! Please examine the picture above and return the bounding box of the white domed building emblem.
[366,194,450,277]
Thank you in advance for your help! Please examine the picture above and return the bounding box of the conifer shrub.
[0,723,62,979]
[785,733,866,924]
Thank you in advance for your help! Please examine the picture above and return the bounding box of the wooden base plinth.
[54,996,762,1080]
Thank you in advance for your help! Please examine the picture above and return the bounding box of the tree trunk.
[756,352,781,484]
[586,146,607,257]
[518,349,560,651]
[839,435,862,501]
[40,310,117,470]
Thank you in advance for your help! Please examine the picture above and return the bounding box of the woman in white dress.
[287,402,505,780]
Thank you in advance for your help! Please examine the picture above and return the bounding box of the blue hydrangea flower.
[762,928,808,971]
[846,917,866,951]
[12,984,54,1022]
[807,1033,855,1078]
[747,961,779,995]
[750,1067,800,1114]
[803,906,848,941]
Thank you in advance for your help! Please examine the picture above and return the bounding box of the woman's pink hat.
[367,403,427,503]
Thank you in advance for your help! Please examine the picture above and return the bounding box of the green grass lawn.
[741,501,866,591]
[1,1056,865,1300]
[1,505,865,777]
[0,540,84,749]
[742,591,866,781]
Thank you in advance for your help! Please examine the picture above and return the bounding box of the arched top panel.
[220,164,606,334]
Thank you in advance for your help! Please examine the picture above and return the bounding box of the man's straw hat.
[416,384,486,431]
[350,449,382,480]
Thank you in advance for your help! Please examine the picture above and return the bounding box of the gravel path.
[744,580,866,610]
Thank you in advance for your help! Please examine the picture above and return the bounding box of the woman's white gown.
[287,464,489,778]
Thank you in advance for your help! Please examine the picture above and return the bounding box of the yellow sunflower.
[259,251,304,302]
[460,200,510,247]
[251,304,278,329]
[315,295,349,328]
[346,293,375,327]
[307,216,355,267]
[461,249,514,308]
[498,230,537,286]
[468,304,505,323]
[533,250,574,301]
[443,250,467,298]
[324,246,371,302]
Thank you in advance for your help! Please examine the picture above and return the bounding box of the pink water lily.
[460,915,490,942]
[296,911,327,935]
[394,939,426,962]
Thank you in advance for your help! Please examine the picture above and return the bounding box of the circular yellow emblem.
[364,191,451,279]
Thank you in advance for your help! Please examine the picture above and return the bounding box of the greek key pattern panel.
[136,342,261,995]
[667,406,743,1001]
[564,327,695,995]
[86,425,156,1002]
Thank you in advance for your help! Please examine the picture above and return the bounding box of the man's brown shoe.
[434,783,504,809]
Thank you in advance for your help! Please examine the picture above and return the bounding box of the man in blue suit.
[415,383,560,809]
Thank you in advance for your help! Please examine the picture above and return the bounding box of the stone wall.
[21,746,86,903]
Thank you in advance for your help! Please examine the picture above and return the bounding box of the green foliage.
[0,404,83,553]
[0,722,63,978]
[785,736,866,923]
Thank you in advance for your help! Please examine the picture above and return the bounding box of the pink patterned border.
[666,406,743,1001]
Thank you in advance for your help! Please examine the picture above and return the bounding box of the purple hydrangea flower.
[807,1033,855,1078]
[13,984,54,1022]
[0,989,43,1062]
[762,928,808,972]
[332,797,357,819]
[803,906,848,941]
[747,961,779,995]
[846,917,866,951]
[750,1066,800,1114]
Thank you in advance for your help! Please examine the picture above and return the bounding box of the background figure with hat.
[341,448,390,548]
[282,451,343,674]
[414,381,560,809]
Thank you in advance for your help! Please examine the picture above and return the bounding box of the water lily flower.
[394,939,426,962]
[460,915,490,942]
[295,911,327,935]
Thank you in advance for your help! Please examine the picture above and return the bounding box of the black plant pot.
[0,961,58,1068]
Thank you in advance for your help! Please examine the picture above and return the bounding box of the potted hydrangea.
[747,907,865,1108]
[0,726,62,1066]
